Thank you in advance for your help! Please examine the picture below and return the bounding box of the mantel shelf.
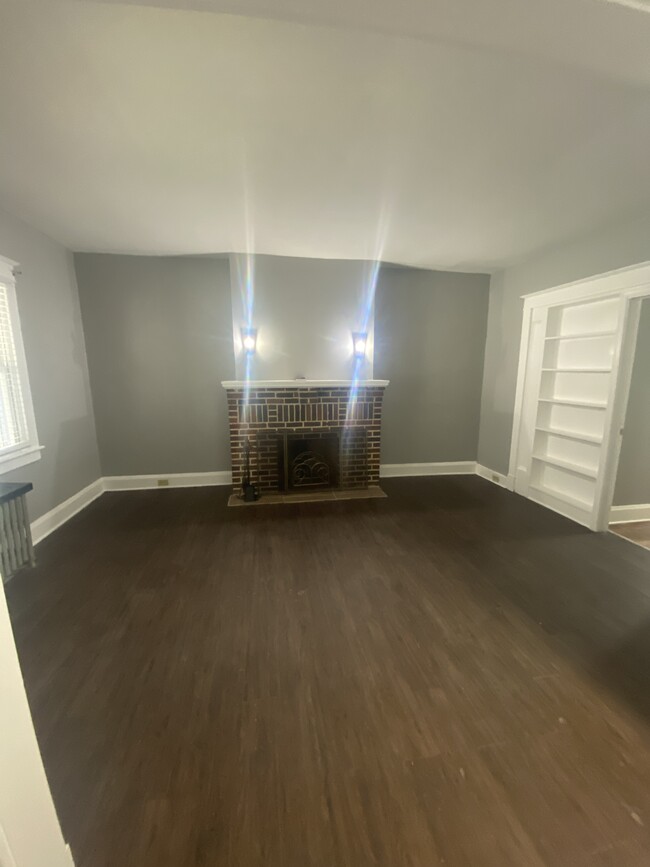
[222,379,389,389]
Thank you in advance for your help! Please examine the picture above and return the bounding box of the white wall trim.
[520,260,650,307]
[0,823,18,867]
[609,503,650,524]
[29,464,525,550]
[103,471,232,491]
[2,263,43,467]
[508,260,650,532]
[31,478,105,546]
[475,463,515,490]
[222,379,389,389]
[0,444,44,475]
[28,472,233,550]
[380,461,476,478]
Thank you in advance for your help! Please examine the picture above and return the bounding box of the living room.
[1,1,650,865]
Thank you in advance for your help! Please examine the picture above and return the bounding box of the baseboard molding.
[475,464,515,491]
[30,472,233,546]
[30,464,518,548]
[609,503,650,524]
[380,461,476,478]
[103,471,232,491]
[31,478,105,546]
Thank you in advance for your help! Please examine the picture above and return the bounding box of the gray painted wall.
[74,254,234,476]
[230,254,375,381]
[478,210,650,475]
[375,267,490,465]
[0,208,101,520]
[614,298,650,506]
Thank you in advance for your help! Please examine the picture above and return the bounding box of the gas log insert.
[279,432,340,492]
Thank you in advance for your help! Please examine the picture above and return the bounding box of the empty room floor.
[610,521,650,551]
[6,477,650,867]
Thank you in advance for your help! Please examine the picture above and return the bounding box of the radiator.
[0,482,35,581]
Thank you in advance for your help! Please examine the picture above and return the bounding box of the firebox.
[279,432,340,492]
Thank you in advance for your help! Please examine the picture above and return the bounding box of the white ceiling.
[0,0,649,270]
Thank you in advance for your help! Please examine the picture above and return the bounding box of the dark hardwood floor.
[6,477,650,866]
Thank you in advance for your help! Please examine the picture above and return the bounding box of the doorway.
[609,296,650,550]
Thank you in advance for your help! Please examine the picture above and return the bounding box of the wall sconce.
[352,331,368,359]
[241,326,257,356]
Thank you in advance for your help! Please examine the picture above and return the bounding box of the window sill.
[0,445,44,475]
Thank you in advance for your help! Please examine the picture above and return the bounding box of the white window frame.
[0,255,42,473]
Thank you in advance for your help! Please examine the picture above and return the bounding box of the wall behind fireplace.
[75,252,490,476]
[229,254,375,381]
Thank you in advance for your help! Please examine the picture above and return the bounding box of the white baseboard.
[30,472,233,547]
[31,478,105,546]
[30,464,519,549]
[103,471,232,491]
[380,461,476,478]
[475,464,515,491]
[609,503,650,524]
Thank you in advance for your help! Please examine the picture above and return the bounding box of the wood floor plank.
[5,476,650,866]
[610,521,650,551]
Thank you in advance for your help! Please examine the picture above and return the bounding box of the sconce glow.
[241,326,257,356]
[352,332,368,359]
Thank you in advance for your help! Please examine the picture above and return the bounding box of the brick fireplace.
[222,380,388,498]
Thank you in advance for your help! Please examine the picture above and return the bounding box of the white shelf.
[538,397,607,410]
[541,367,612,373]
[532,453,598,479]
[535,425,603,445]
[529,484,593,512]
[544,330,617,342]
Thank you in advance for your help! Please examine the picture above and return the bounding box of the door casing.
[509,261,650,531]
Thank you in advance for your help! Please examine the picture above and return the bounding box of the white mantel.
[221,380,389,389]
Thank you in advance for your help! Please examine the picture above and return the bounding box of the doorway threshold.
[609,521,650,551]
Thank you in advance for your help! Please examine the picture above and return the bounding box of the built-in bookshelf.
[528,296,619,519]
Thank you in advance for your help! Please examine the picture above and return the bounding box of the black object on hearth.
[241,438,260,501]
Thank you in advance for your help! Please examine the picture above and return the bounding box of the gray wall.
[0,208,101,520]
[375,267,490,465]
[74,255,234,476]
[614,298,650,506]
[478,210,650,474]
[230,254,375,381]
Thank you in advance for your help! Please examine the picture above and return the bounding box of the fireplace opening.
[279,432,340,492]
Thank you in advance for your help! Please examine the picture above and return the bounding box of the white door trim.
[610,503,650,523]
[508,260,650,532]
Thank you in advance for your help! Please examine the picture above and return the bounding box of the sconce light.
[352,331,368,359]
[241,326,257,356]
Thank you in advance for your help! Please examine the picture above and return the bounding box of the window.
[0,256,41,472]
